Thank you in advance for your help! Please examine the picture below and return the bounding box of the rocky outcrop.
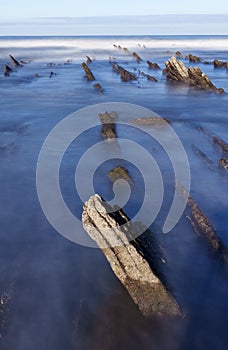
[146,74,158,82]
[112,63,137,82]
[175,51,183,58]
[108,166,132,184]
[93,83,104,94]
[165,57,224,93]
[185,54,201,62]
[132,52,142,63]
[9,54,22,67]
[219,158,228,170]
[98,112,117,139]
[86,56,92,64]
[214,59,228,69]
[147,60,160,69]
[176,183,228,264]
[4,65,13,77]
[131,117,169,126]
[82,194,181,317]
[81,62,95,81]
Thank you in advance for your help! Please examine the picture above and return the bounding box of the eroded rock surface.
[82,195,181,317]
[81,62,95,81]
[165,57,224,93]
[98,112,117,139]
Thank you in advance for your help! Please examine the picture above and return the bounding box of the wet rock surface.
[3,65,13,77]
[165,57,224,93]
[130,117,169,126]
[82,195,181,317]
[98,112,117,139]
[81,62,95,81]
[108,166,132,184]
[9,54,22,67]
[112,63,137,82]
[147,60,160,69]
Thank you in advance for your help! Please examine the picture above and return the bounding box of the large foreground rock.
[165,57,224,93]
[82,195,181,317]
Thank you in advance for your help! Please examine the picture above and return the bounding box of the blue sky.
[0,1,228,35]
[1,0,228,19]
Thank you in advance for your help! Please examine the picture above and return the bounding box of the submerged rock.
[86,56,93,64]
[9,54,22,67]
[4,65,13,77]
[214,59,228,69]
[98,112,117,139]
[112,63,137,82]
[82,195,181,317]
[108,166,132,184]
[175,51,183,58]
[176,182,228,264]
[146,74,158,82]
[219,158,228,170]
[93,83,104,94]
[132,52,142,63]
[147,60,160,69]
[185,54,201,62]
[81,62,95,81]
[131,117,169,126]
[165,57,224,93]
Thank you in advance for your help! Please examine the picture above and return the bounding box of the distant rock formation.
[93,83,104,94]
[165,57,224,93]
[112,63,137,82]
[185,54,201,63]
[4,65,13,77]
[132,52,142,63]
[86,56,93,64]
[219,158,228,170]
[9,54,22,67]
[82,194,181,317]
[214,59,228,69]
[81,62,95,81]
[175,51,183,58]
[147,60,160,69]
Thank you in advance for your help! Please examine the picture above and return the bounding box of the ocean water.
[0,36,228,350]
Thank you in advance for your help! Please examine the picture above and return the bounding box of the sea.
[0,35,228,350]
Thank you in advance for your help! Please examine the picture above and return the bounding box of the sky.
[1,0,228,19]
[0,0,228,35]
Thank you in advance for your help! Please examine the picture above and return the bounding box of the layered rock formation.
[82,195,181,317]
[147,60,160,69]
[112,63,137,82]
[81,62,95,81]
[108,166,132,184]
[214,59,228,69]
[9,54,22,67]
[4,65,13,77]
[165,57,224,93]
[98,112,117,139]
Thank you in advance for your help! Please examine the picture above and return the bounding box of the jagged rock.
[219,158,228,170]
[82,194,181,317]
[118,45,122,49]
[4,65,13,77]
[214,59,228,68]
[199,127,228,153]
[131,117,169,126]
[108,166,132,184]
[98,112,116,139]
[86,56,92,64]
[175,51,183,58]
[132,52,142,63]
[112,63,137,82]
[9,54,22,67]
[81,62,95,81]
[147,60,160,69]
[123,47,129,53]
[185,54,201,62]
[165,57,224,93]
[113,44,118,48]
[146,74,158,82]
[93,83,104,94]
[176,182,228,264]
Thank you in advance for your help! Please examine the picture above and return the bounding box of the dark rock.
[93,83,104,94]
[86,56,92,64]
[108,166,132,184]
[176,182,228,264]
[214,59,228,68]
[147,60,160,69]
[98,112,117,139]
[175,51,183,58]
[165,57,224,93]
[112,63,137,82]
[146,74,158,82]
[81,62,95,81]
[185,54,201,62]
[219,158,228,170]
[132,52,142,63]
[82,194,182,317]
[123,47,129,53]
[9,54,22,67]
[4,65,13,77]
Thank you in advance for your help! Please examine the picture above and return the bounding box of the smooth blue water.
[0,36,228,350]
